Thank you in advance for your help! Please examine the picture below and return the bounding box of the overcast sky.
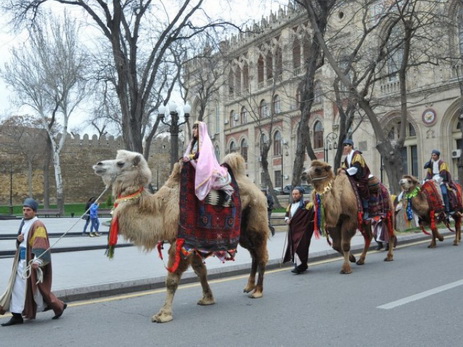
[0,0,287,134]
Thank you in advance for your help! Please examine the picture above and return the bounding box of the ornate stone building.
[185,0,463,190]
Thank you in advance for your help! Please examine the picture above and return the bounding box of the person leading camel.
[341,138,371,219]
[183,121,233,201]
[424,149,454,218]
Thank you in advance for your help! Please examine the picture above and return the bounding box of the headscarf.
[183,121,228,201]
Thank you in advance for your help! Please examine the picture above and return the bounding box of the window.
[229,141,237,153]
[235,66,241,95]
[386,25,404,82]
[313,121,324,149]
[260,133,269,153]
[215,145,220,161]
[240,106,248,124]
[229,110,235,126]
[293,37,301,69]
[257,55,264,84]
[275,170,282,190]
[273,95,281,114]
[388,119,418,175]
[302,36,310,62]
[266,52,273,80]
[314,81,323,104]
[228,69,234,96]
[259,99,269,118]
[275,47,283,79]
[240,139,248,162]
[243,63,249,92]
[274,131,282,156]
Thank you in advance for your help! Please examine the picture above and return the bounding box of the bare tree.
[5,0,239,157]
[1,14,88,212]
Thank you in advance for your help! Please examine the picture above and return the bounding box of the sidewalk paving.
[0,216,443,302]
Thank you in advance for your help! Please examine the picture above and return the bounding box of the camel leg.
[152,249,189,323]
[453,214,461,246]
[191,254,215,306]
[243,244,267,299]
[243,255,257,294]
[384,234,395,262]
[340,238,352,274]
[356,222,372,266]
[428,226,443,248]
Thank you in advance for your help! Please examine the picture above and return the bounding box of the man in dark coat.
[283,187,314,274]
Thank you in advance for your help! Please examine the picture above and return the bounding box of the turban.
[23,198,38,212]
[431,149,440,156]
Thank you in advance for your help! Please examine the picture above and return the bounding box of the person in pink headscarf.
[183,121,234,201]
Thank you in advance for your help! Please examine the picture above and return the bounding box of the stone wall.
[0,134,172,206]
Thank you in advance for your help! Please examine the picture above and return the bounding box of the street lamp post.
[324,132,338,164]
[158,102,191,168]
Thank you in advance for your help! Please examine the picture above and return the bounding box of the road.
[1,238,462,346]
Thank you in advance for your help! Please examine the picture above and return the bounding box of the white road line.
[377,279,463,310]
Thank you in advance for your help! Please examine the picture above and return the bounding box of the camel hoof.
[453,241,459,246]
[249,291,263,299]
[438,236,444,242]
[428,244,436,249]
[197,298,215,306]
[384,256,394,262]
[356,259,365,266]
[349,255,356,263]
[152,312,173,323]
[243,285,255,293]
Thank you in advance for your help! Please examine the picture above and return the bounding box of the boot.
[1,313,23,326]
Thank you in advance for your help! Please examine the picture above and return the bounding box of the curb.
[55,230,448,303]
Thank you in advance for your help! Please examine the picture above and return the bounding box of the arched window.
[275,47,283,79]
[296,88,302,108]
[240,138,248,162]
[259,99,269,118]
[314,81,323,104]
[229,141,237,153]
[235,65,241,95]
[240,106,248,124]
[303,36,310,61]
[229,110,235,126]
[273,131,282,156]
[266,51,273,80]
[313,121,324,149]
[243,63,249,92]
[273,95,281,114]
[387,120,418,176]
[386,25,404,82]
[257,55,264,84]
[293,37,301,70]
[259,133,269,154]
[228,69,234,97]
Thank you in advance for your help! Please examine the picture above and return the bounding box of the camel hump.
[223,153,246,176]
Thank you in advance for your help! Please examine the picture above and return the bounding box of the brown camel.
[304,160,395,274]
[93,150,269,323]
[399,175,461,247]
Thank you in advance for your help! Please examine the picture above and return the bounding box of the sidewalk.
[0,216,439,302]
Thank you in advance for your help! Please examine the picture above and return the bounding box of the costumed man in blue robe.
[283,187,314,274]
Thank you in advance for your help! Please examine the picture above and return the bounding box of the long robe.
[0,219,65,319]
[342,149,371,200]
[283,201,314,268]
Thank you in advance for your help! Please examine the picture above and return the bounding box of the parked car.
[282,184,313,195]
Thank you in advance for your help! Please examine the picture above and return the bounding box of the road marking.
[378,279,463,310]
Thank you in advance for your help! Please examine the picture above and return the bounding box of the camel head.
[304,160,335,185]
[399,175,420,193]
[93,150,152,193]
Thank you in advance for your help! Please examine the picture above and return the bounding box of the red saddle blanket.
[421,181,444,213]
[177,161,241,259]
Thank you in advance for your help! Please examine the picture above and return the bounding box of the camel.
[303,160,395,274]
[399,175,462,247]
[93,150,269,323]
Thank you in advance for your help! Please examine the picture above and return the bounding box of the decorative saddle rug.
[421,181,444,214]
[448,182,463,212]
[177,161,241,260]
[369,182,392,218]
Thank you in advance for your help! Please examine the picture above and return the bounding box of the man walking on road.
[0,198,67,326]
[283,187,315,274]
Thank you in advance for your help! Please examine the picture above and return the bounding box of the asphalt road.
[1,237,462,346]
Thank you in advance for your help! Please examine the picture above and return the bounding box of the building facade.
[185,0,463,190]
